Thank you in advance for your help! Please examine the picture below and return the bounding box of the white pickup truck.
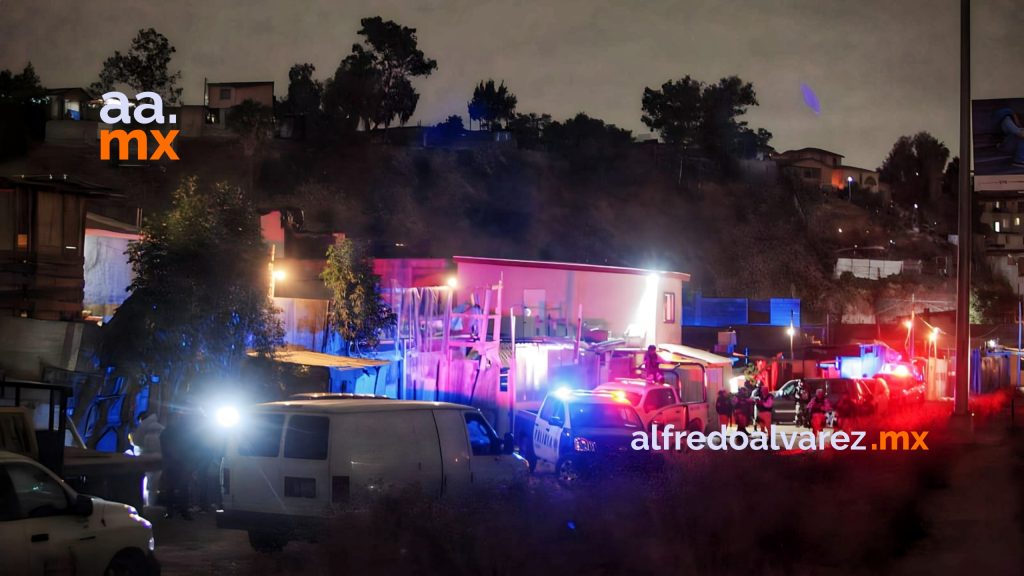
[593,378,708,432]
[514,388,656,487]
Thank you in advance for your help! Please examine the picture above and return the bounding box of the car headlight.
[215,406,240,428]
[574,437,597,452]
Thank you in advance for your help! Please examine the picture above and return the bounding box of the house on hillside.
[42,88,102,143]
[204,81,274,128]
[775,147,844,191]
[775,147,881,197]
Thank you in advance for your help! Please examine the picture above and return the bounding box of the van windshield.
[570,403,641,429]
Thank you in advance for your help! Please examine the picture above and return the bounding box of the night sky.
[2,0,1022,169]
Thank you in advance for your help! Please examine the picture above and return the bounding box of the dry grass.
[310,401,973,576]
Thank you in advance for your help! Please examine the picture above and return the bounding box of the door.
[226,412,285,514]
[432,409,472,496]
[0,465,30,575]
[643,388,687,429]
[461,411,516,487]
[280,414,331,516]
[4,461,100,575]
[773,380,800,423]
[336,410,443,501]
[533,398,565,464]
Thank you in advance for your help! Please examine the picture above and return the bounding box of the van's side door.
[432,409,472,496]
[280,414,331,516]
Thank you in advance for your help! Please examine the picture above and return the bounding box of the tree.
[284,63,323,118]
[642,75,768,169]
[321,238,397,354]
[545,113,632,170]
[323,16,437,131]
[0,63,43,101]
[102,177,283,406]
[227,99,275,190]
[91,28,183,104]
[0,63,46,158]
[467,79,518,130]
[641,76,704,149]
[879,132,950,208]
[508,112,552,149]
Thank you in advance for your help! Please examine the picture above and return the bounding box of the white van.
[216,399,529,552]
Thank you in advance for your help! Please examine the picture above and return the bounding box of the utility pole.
[953,0,972,419]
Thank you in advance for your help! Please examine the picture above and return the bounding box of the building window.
[995,221,1002,233]
[663,292,676,323]
[219,87,232,100]
[1016,217,1021,227]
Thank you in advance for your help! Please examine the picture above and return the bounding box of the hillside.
[1,137,956,317]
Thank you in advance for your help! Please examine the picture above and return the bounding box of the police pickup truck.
[514,388,652,487]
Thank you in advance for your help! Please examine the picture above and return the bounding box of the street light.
[847,176,854,202]
[786,323,795,359]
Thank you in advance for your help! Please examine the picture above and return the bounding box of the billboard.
[973,98,1024,181]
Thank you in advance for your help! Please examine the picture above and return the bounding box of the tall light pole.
[953,0,971,419]
[847,176,854,202]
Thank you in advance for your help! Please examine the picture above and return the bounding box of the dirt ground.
[149,396,1024,576]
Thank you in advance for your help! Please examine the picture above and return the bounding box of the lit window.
[663,292,676,324]
[995,221,1002,233]
[1015,217,1020,226]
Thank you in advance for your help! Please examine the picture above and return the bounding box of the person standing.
[807,388,832,436]
[733,386,751,434]
[755,385,774,433]
[159,410,195,520]
[715,390,733,429]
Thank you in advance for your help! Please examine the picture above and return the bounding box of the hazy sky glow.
[2,0,1022,168]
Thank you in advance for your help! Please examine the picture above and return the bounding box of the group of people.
[131,408,224,520]
[715,381,838,436]
[715,381,774,435]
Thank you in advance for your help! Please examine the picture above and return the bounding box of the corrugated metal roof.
[658,343,733,366]
[248,349,388,369]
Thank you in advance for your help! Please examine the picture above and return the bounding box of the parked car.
[514,389,651,487]
[774,378,877,427]
[593,378,706,431]
[217,399,529,552]
[875,371,926,405]
[0,450,159,575]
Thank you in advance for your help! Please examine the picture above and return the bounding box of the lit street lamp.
[847,176,854,202]
[786,323,795,359]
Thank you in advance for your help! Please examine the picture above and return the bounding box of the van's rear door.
[432,409,472,496]
[280,414,331,516]
[225,412,286,515]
